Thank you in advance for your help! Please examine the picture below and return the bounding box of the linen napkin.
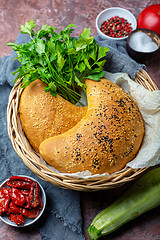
[0,32,145,240]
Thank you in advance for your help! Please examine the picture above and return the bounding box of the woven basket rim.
[7,70,158,191]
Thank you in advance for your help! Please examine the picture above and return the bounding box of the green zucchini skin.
[87,167,160,240]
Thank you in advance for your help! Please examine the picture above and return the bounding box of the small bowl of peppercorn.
[96,7,137,41]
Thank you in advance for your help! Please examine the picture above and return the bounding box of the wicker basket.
[7,70,159,191]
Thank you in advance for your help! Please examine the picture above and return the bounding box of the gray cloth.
[0,33,146,240]
[0,33,84,240]
[94,35,146,79]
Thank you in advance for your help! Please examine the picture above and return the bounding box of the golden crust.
[39,78,145,174]
[19,79,87,153]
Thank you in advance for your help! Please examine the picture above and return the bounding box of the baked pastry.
[39,78,145,174]
[19,79,87,153]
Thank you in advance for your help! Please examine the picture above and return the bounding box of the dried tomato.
[29,181,40,208]
[6,176,33,189]
[8,202,21,215]
[8,202,39,218]
[20,189,30,195]
[9,213,24,226]
[20,207,40,218]
[10,187,26,207]
[0,188,10,215]
[39,196,43,210]
[23,195,30,209]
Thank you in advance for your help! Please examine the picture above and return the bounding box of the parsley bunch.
[8,20,109,104]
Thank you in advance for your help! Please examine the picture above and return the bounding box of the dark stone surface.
[0,0,160,88]
[0,1,160,239]
[81,185,160,240]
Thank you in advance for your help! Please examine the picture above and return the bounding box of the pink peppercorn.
[100,16,133,38]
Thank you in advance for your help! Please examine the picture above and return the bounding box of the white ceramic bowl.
[0,175,46,227]
[96,7,137,41]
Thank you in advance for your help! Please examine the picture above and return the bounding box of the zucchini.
[87,167,160,240]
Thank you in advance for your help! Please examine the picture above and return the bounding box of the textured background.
[0,0,160,239]
[1,0,160,89]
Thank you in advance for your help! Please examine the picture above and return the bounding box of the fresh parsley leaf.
[86,71,106,81]
[79,28,91,39]
[7,20,109,105]
[20,20,36,37]
[57,51,65,71]
[36,39,45,55]
[98,46,109,60]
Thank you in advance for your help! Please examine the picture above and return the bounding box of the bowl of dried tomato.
[0,175,46,227]
[96,7,137,40]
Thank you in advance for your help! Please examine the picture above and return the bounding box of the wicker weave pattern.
[7,70,158,191]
